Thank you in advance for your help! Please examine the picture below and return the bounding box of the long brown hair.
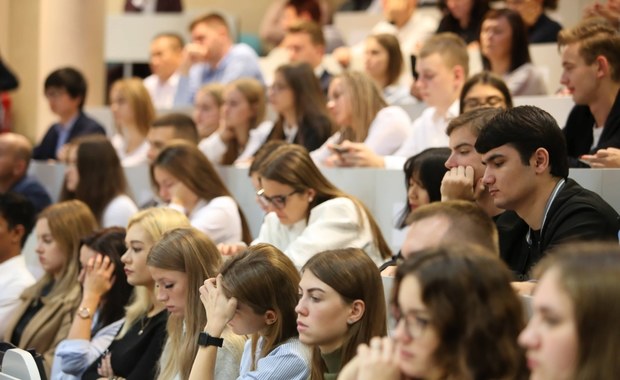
[110,77,155,136]
[533,243,620,380]
[257,144,391,260]
[151,140,252,243]
[38,200,99,299]
[60,135,131,224]
[219,243,300,370]
[267,63,332,152]
[222,78,266,165]
[394,245,527,380]
[147,227,222,380]
[303,248,387,380]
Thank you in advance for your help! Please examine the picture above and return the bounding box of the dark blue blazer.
[32,112,106,160]
[10,175,52,215]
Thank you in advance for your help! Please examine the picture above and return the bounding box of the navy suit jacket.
[32,112,106,160]
[10,175,52,215]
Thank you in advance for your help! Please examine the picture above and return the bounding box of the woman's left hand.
[200,274,237,337]
[97,352,115,379]
[350,336,401,380]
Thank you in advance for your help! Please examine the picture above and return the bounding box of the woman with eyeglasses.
[264,63,332,152]
[220,144,392,268]
[152,140,252,245]
[459,71,513,114]
[339,244,528,380]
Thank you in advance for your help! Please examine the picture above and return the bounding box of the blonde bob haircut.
[109,77,156,137]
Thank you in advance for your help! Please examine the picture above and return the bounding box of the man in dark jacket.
[475,106,620,281]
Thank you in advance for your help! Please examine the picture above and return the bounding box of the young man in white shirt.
[143,33,184,109]
[334,33,468,169]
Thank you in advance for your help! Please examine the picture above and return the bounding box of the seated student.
[152,141,252,244]
[0,133,51,214]
[474,106,620,281]
[0,193,36,338]
[82,207,190,380]
[480,9,547,96]
[33,67,106,161]
[557,19,620,167]
[109,77,155,167]
[332,33,468,169]
[297,248,387,379]
[339,245,528,380]
[60,135,138,228]
[381,200,499,275]
[519,242,620,379]
[310,71,411,165]
[248,140,289,213]
[436,0,490,45]
[222,144,392,268]
[506,0,562,43]
[199,78,273,166]
[193,83,224,140]
[397,147,451,228]
[147,228,246,379]
[364,33,416,106]
[443,107,506,217]
[52,227,132,380]
[265,63,332,152]
[143,33,184,110]
[4,200,98,377]
[279,0,344,54]
[459,71,513,113]
[174,12,263,107]
[146,113,200,163]
[188,244,311,380]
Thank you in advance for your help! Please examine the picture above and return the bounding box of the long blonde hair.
[37,200,98,299]
[117,208,190,339]
[147,228,222,380]
[110,77,155,137]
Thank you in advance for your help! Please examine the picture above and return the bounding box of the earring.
[308,197,314,203]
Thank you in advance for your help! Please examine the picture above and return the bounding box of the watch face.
[78,307,91,319]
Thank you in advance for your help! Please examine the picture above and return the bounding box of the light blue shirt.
[238,336,311,380]
[174,43,264,107]
[54,113,79,156]
[51,317,124,380]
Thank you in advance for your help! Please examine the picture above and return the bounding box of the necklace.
[138,315,151,336]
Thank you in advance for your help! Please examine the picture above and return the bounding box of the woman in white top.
[223,144,391,268]
[480,8,547,96]
[61,135,138,228]
[198,78,273,166]
[152,141,252,245]
[364,33,415,106]
[109,77,154,166]
[147,228,245,380]
[311,71,411,165]
[189,243,311,380]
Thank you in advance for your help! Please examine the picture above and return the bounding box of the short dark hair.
[44,67,88,109]
[153,32,185,51]
[0,192,36,247]
[151,113,199,144]
[475,106,569,178]
[481,9,531,72]
[286,0,322,23]
[287,20,325,46]
[190,12,230,34]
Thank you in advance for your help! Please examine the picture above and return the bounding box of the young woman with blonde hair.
[297,248,387,379]
[189,243,311,380]
[151,141,252,244]
[109,77,156,166]
[4,200,98,377]
[193,83,224,140]
[221,144,391,268]
[310,71,410,165]
[147,227,245,380]
[82,207,190,380]
[198,78,272,166]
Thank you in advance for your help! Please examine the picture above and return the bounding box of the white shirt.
[252,197,386,268]
[102,194,138,228]
[168,196,243,244]
[384,100,460,170]
[0,255,35,337]
[311,106,411,164]
[111,134,150,167]
[143,72,180,110]
[198,121,274,166]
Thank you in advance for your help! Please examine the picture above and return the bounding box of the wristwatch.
[197,332,224,347]
[77,307,92,319]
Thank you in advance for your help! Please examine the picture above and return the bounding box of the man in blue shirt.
[174,12,264,107]
[33,67,106,161]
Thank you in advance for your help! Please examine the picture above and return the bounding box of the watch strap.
[197,332,224,347]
